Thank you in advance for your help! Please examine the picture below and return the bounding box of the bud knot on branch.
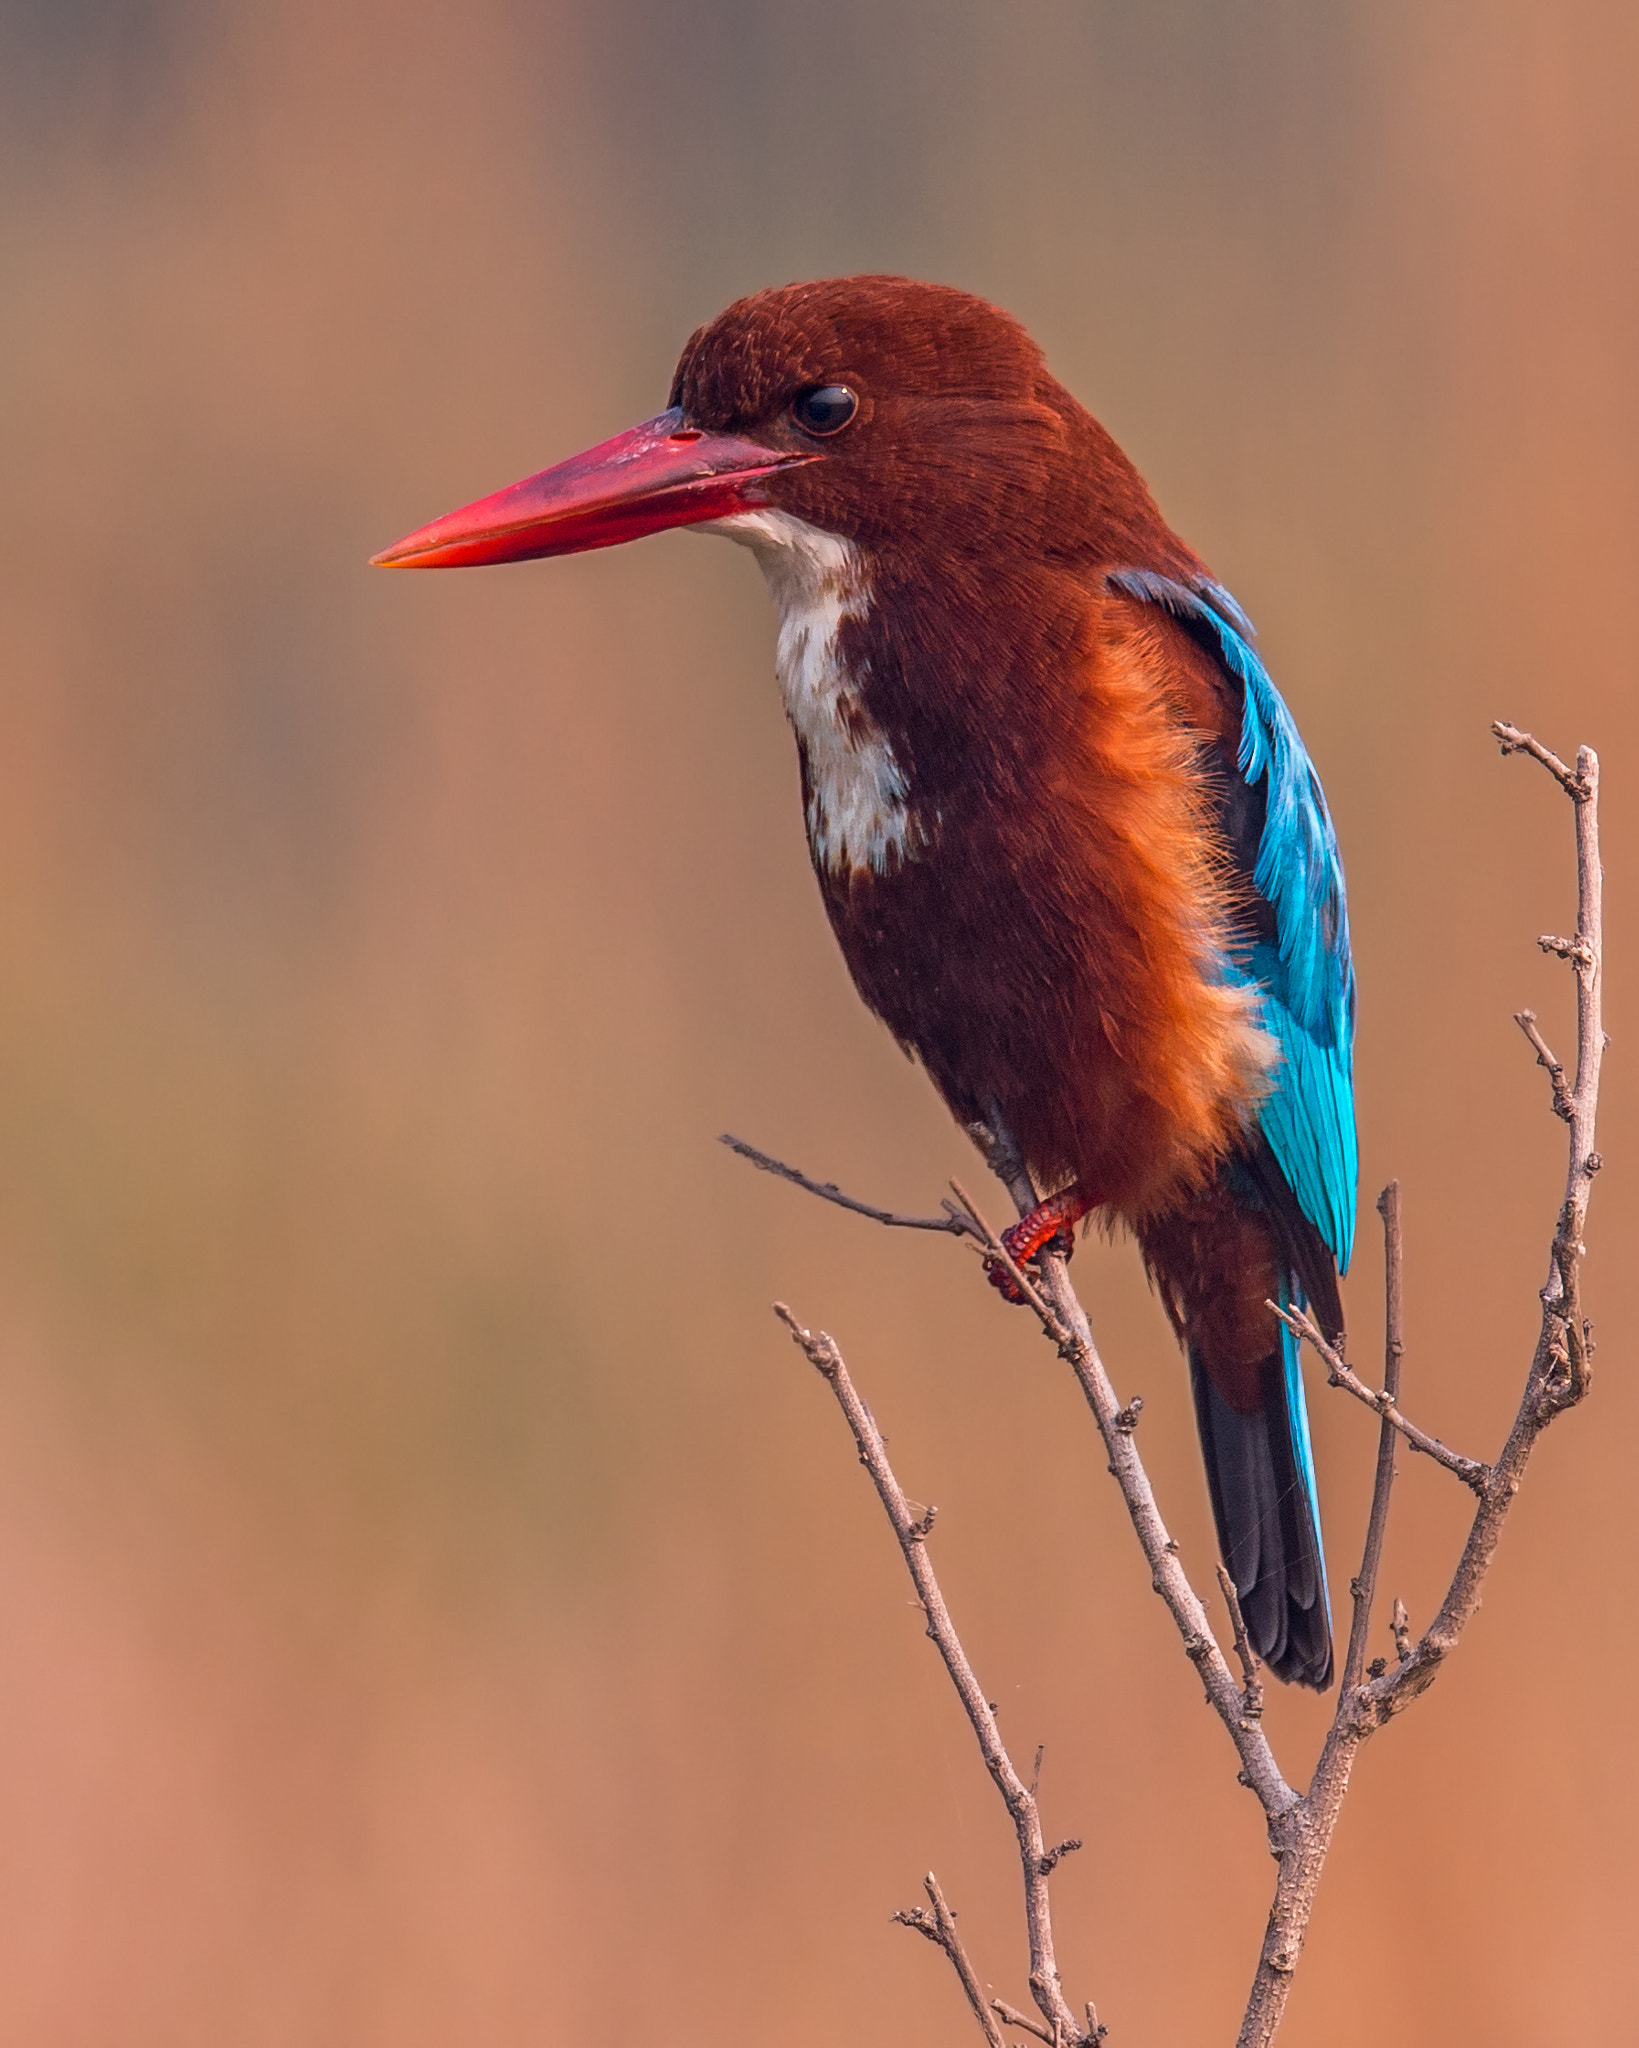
[1539,932,1596,970]
[1038,1838,1084,1877]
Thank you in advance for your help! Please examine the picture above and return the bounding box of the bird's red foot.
[984,1186,1095,1303]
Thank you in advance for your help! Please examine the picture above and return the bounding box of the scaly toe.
[984,1251,1031,1304]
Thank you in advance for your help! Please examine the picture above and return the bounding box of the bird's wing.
[1108,569,1358,1272]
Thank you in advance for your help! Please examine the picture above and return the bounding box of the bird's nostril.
[669,428,703,443]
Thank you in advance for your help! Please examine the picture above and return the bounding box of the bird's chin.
[688,507,794,551]
[691,504,853,570]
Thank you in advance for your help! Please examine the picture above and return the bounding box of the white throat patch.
[698,509,917,876]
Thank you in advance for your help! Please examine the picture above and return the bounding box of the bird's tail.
[1188,1276,1331,1688]
[1139,1163,1336,1690]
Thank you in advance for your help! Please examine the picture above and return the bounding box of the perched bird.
[374,277,1356,1688]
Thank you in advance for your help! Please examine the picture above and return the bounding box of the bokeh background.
[0,2,1633,2041]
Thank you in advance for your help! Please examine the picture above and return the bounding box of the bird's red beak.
[371,408,813,570]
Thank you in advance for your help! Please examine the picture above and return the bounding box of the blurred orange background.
[0,2,1633,2041]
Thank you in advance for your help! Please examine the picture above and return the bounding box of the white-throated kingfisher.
[374,277,1356,1689]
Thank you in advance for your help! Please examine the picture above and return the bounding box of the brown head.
[371,276,1187,579]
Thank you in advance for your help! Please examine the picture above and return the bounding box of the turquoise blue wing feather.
[1112,566,1349,1686]
[1107,567,1358,1273]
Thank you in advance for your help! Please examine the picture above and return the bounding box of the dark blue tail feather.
[1189,1289,1332,1689]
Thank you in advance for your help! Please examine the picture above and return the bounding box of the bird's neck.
[705,508,920,878]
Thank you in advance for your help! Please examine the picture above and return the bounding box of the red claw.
[983,1185,1095,1302]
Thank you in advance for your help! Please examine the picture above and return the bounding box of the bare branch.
[1272,1300,1487,1491]
[753,722,1601,2048]
[1237,731,1604,2048]
[1340,1184,1406,1694]
[719,1133,983,1240]
[891,1874,1009,2048]
[775,1305,1091,2044]
[952,1168,1299,1802]
[969,1108,1040,1213]
[982,1209,1301,1818]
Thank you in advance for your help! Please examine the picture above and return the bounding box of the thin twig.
[993,1997,1055,2042]
[1340,1184,1406,1694]
[719,1133,983,1239]
[1216,1564,1264,1722]
[775,1305,1090,2045]
[948,1180,1064,1328]
[1271,1301,1487,1492]
[891,1874,1008,2048]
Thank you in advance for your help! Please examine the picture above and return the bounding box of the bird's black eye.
[791,384,858,436]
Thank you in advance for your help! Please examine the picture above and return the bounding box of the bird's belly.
[820,843,1268,1220]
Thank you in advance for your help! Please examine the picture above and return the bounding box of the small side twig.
[892,1873,1008,2048]
[1491,720,1590,799]
[719,1133,983,1240]
[1216,1563,1264,1721]
[1271,1301,1487,1493]
[993,1996,1055,2043]
[948,1179,1064,1327]
[1515,1011,1574,1121]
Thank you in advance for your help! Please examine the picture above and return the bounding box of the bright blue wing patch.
[1108,568,1358,1270]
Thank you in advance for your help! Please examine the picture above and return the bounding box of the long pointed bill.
[371,408,814,570]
